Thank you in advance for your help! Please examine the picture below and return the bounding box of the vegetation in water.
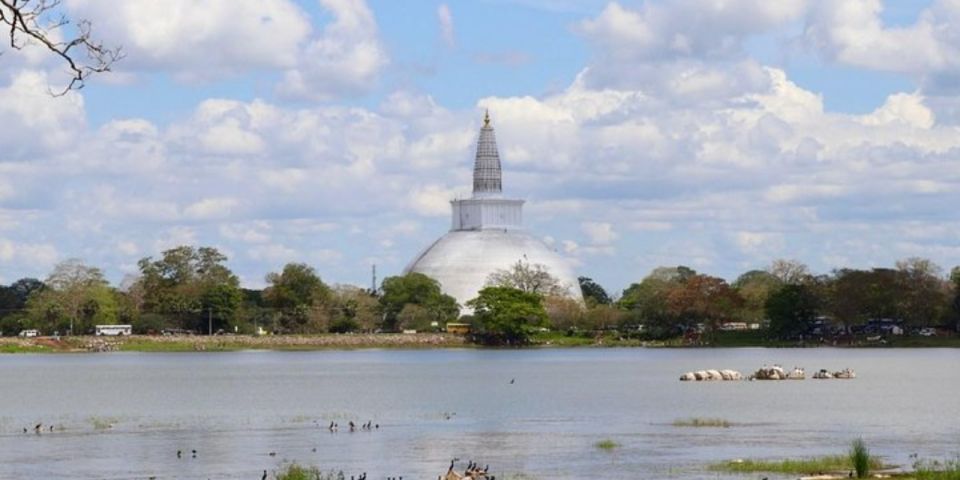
[672,417,732,428]
[710,454,886,475]
[595,439,620,450]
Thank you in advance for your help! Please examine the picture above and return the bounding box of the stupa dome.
[404,112,582,310]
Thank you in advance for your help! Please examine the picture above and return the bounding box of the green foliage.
[914,458,960,480]
[578,276,611,305]
[466,286,547,345]
[136,246,240,333]
[264,263,331,309]
[765,283,819,339]
[733,270,781,323]
[851,438,871,478]
[25,261,116,334]
[379,273,459,331]
[594,439,620,450]
[275,464,347,480]
[710,455,885,475]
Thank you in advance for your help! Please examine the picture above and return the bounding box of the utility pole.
[208,308,212,336]
[371,264,377,294]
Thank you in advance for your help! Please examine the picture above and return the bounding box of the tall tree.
[27,259,115,334]
[263,263,331,333]
[766,283,819,340]
[665,274,742,331]
[768,259,812,285]
[733,270,781,323]
[136,246,241,333]
[895,257,948,327]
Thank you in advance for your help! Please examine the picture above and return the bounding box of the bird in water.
[261,469,268,480]
[191,449,197,458]
[177,450,182,459]
[509,378,515,384]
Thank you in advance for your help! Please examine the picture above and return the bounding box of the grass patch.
[275,463,353,480]
[595,439,620,450]
[672,417,732,428]
[0,344,50,353]
[710,455,887,475]
[913,458,960,480]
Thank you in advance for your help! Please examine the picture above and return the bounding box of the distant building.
[404,112,582,311]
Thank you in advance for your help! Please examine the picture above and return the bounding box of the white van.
[18,329,39,337]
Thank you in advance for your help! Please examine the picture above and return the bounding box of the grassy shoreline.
[3,329,960,353]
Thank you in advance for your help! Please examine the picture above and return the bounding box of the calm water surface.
[1,348,959,479]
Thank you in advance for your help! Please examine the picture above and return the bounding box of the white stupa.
[404,112,582,310]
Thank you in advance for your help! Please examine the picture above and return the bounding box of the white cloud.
[582,222,618,245]
[0,238,58,266]
[277,0,388,100]
[67,0,312,80]
[438,4,455,48]
[183,197,240,220]
[0,71,85,158]
[409,185,460,217]
[803,0,960,88]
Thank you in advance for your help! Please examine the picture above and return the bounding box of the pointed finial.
[484,109,490,127]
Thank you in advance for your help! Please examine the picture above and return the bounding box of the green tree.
[329,285,380,332]
[578,276,611,306]
[0,278,44,336]
[466,286,547,345]
[263,263,331,333]
[665,274,742,333]
[379,273,459,331]
[26,259,116,335]
[619,272,679,337]
[765,284,819,339]
[895,257,948,327]
[732,270,781,323]
[136,246,240,333]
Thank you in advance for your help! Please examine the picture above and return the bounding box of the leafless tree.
[486,259,569,297]
[0,0,121,94]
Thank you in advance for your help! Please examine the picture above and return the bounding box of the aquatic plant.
[850,438,871,478]
[595,439,620,450]
[276,463,342,480]
[672,417,731,428]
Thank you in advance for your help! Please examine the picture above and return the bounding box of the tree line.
[1,246,959,346]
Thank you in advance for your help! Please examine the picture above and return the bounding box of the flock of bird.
[21,420,496,480]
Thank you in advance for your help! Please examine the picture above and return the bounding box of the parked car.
[918,327,937,337]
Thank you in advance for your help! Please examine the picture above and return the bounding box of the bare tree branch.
[0,0,122,95]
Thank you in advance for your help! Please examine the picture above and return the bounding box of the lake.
[1,348,958,479]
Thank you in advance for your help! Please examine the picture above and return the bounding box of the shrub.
[850,438,871,478]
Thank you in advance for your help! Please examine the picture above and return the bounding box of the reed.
[850,438,871,478]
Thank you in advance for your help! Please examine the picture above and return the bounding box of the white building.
[404,112,582,310]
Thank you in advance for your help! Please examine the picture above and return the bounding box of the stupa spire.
[472,110,502,197]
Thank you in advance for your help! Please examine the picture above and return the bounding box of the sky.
[1,0,959,296]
